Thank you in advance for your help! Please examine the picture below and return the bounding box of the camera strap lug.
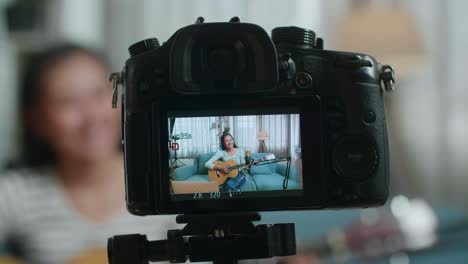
[381,65,395,93]
[195,16,204,24]
[109,72,123,108]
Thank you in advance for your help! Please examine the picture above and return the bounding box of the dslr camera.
[111,17,394,216]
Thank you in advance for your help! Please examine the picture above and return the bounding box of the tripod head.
[108,212,296,263]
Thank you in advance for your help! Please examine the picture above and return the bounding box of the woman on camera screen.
[0,44,176,264]
[205,133,258,192]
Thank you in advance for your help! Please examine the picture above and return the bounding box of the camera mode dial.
[272,27,316,47]
[128,38,160,57]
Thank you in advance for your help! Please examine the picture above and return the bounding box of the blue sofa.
[170,152,301,191]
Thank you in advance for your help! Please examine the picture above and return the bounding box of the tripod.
[108,212,296,263]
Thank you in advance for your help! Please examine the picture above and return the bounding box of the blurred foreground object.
[296,195,468,263]
[0,256,25,264]
[0,0,18,167]
[0,248,106,264]
[335,4,426,77]
[5,0,45,32]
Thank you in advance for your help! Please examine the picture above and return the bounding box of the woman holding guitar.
[205,133,257,192]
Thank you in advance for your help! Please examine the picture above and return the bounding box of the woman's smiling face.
[223,135,235,150]
[29,52,121,163]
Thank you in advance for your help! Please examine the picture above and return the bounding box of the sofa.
[170,152,301,191]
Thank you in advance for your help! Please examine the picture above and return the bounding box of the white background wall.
[446,0,468,205]
[105,0,323,70]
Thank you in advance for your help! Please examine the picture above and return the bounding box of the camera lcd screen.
[168,112,303,201]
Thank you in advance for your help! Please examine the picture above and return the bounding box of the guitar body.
[208,160,239,185]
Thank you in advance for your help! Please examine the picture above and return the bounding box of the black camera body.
[117,19,393,215]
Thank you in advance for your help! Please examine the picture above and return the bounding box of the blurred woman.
[0,44,176,264]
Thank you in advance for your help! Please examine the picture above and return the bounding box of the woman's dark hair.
[18,43,108,168]
[220,133,238,150]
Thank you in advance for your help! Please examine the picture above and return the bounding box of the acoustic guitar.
[208,160,251,185]
[208,157,286,185]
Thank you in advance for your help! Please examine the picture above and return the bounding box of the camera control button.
[128,38,160,57]
[363,111,376,123]
[295,72,313,89]
[332,136,378,181]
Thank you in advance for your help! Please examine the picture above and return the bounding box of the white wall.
[447,0,468,205]
[390,0,468,206]
[106,0,323,70]
[46,0,105,48]
[322,0,468,206]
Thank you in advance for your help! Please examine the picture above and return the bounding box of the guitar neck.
[223,157,291,171]
[227,157,291,170]
[228,163,247,170]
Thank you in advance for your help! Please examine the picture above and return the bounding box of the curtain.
[260,114,301,160]
[231,115,257,153]
[171,114,300,159]
[171,116,218,158]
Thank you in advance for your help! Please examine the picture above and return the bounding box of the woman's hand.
[214,164,231,174]
[221,166,231,174]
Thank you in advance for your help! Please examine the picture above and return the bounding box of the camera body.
[118,20,392,215]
